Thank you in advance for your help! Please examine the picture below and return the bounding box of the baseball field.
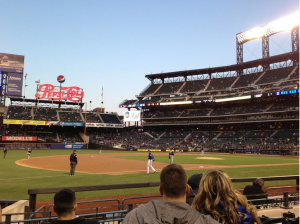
[1,149,299,202]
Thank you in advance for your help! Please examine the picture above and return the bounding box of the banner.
[7,73,23,96]
[0,53,24,73]
[57,121,83,127]
[86,123,123,128]
[137,149,161,152]
[4,119,46,125]
[50,144,85,149]
[2,136,37,141]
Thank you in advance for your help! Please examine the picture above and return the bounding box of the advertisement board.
[45,121,84,127]
[7,73,23,96]
[2,136,37,141]
[50,144,85,149]
[86,123,123,128]
[0,53,24,73]
[4,119,46,125]
[35,84,84,102]
[123,111,141,122]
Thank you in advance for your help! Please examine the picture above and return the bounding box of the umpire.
[70,150,78,176]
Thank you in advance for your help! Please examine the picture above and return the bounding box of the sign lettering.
[35,84,84,102]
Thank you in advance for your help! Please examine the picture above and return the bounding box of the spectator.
[192,170,261,224]
[186,173,203,205]
[50,189,98,224]
[243,178,265,200]
[123,164,219,224]
[188,173,203,195]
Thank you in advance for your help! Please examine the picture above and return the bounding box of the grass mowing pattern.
[117,153,299,165]
[0,150,298,201]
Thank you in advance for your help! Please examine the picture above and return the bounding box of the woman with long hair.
[192,170,261,224]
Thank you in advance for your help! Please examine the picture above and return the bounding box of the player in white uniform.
[147,150,156,174]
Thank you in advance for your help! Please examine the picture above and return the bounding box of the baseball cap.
[188,173,203,190]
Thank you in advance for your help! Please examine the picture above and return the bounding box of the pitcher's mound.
[195,157,224,160]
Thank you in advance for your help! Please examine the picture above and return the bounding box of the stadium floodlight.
[215,95,251,103]
[237,11,299,44]
[160,101,193,106]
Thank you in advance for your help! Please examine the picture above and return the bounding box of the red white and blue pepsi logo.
[57,75,65,83]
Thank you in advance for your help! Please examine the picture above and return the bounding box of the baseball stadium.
[0,8,299,224]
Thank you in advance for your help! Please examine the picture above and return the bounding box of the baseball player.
[70,150,78,176]
[3,147,7,158]
[27,147,32,159]
[169,150,174,164]
[146,150,156,174]
[201,148,204,157]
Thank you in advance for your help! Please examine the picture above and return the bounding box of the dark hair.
[54,189,76,217]
[160,164,187,198]
[188,173,203,190]
[253,178,264,188]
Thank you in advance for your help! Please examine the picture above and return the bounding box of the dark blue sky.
[0,0,298,114]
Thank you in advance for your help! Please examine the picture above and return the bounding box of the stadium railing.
[2,176,297,223]
[27,175,299,212]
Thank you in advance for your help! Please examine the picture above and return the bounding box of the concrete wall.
[1,200,29,222]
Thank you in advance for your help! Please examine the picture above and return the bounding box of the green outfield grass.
[0,150,298,202]
[117,153,299,165]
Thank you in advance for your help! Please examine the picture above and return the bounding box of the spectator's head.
[192,170,261,224]
[188,173,203,195]
[253,178,264,188]
[53,189,77,219]
[159,164,189,201]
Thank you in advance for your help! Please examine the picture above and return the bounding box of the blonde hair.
[191,170,261,224]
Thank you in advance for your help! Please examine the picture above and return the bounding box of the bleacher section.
[233,72,262,88]
[140,84,160,95]
[155,82,183,94]
[181,80,209,93]
[181,109,210,117]
[58,131,83,143]
[34,107,58,121]
[59,111,83,122]
[207,77,236,91]
[83,113,102,123]
[100,114,121,124]
[257,67,292,85]
[7,106,32,120]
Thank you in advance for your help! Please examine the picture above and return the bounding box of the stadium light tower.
[236,11,299,73]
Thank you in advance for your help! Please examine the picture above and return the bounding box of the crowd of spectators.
[207,77,236,91]
[154,110,181,118]
[100,114,121,124]
[181,80,209,93]
[233,72,261,88]
[53,165,265,224]
[181,109,210,117]
[34,107,58,121]
[7,106,32,120]
[156,82,183,94]
[257,67,292,85]
[59,111,83,122]
[58,132,83,143]
[83,113,102,123]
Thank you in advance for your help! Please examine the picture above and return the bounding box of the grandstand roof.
[145,51,298,81]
